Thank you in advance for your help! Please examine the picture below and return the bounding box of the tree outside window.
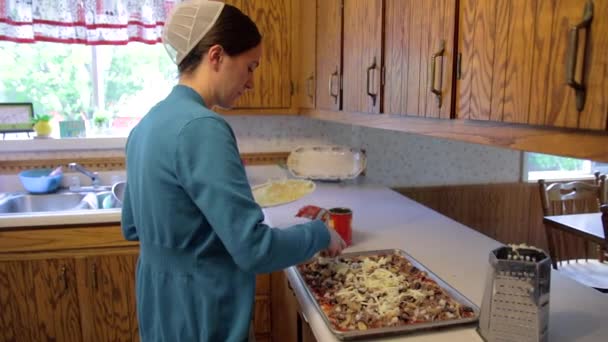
[0,41,177,137]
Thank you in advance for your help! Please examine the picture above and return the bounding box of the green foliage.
[0,41,176,122]
[32,114,52,123]
[97,44,176,117]
[0,42,92,120]
[528,153,585,171]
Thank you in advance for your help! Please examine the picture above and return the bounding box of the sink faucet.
[68,163,100,187]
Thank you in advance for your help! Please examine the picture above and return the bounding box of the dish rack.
[478,245,551,342]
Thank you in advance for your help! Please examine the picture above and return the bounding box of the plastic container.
[19,168,63,194]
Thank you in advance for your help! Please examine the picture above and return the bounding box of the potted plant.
[32,114,53,137]
[92,109,112,135]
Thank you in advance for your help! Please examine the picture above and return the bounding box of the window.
[524,152,608,182]
[0,41,177,138]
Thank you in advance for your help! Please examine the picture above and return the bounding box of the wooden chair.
[539,175,608,290]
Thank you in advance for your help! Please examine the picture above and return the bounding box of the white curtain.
[0,0,183,45]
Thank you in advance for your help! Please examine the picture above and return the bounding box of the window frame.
[522,152,601,183]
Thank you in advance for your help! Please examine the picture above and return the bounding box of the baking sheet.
[293,249,480,340]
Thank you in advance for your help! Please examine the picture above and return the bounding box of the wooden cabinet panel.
[542,0,608,130]
[76,253,138,342]
[384,0,456,118]
[271,273,299,342]
[457,0,496,121]
[30,258,83,342]
[315,0,342,111]
[297,0,317,109]
[0,260,40,342]
[458,0,608,130]
[253,295,271,334]
[578,0,608,130]
[225,0,291,109]
[342,0,383,114]
[256,273,270,295]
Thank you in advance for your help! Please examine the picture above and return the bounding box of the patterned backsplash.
[0,115,522,187]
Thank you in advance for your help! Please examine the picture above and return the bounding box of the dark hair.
[178,4,262,75]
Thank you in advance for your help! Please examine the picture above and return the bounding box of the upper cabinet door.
[316,0,343,111]
[225,0,292,109]
[540,0,608,130]
[297,0,316,109]
[384,0,456,118]
[342,0,383,114]
[457,0,608,130]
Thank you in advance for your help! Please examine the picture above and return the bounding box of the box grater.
[478,245,551,342]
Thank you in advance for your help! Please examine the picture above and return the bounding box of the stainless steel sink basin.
[0,191,119,214]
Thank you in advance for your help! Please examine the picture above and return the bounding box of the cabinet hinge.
[456,53,462,80]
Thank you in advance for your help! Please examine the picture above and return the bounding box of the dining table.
[543,212,605,245]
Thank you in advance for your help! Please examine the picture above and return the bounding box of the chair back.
[538,176,606,216]
[538,176,607,268]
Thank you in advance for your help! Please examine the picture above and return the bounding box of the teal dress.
[121,85,329,342]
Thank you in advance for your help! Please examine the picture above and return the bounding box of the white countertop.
[2,166,607,341]
[0,209,121,228]
[263,182,608,342]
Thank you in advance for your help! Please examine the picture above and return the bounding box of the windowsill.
[0,137,127,153]
[525,171,596,183]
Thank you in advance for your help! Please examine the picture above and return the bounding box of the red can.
[328,207,353,246]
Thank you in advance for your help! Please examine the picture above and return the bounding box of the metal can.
[328,207,353,246]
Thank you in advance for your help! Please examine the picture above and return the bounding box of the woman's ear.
[207,45,224,70]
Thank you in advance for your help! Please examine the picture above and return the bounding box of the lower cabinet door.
[76,253,139,342]
[0,258,85,342]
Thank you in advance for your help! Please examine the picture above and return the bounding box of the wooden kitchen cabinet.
[224,0,292,109]
[0,260,42,342]
[342,0,383,114]
[457,0,608,130]
[297,0,317,109]
[315,0,343,111]
[271,272,299,342]
[0,258,83,342]
[0,226,273,342]
[76,252,139,342]
[384,0,456,118]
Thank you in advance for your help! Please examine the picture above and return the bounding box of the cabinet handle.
[565,0,593,111]
[329,69,339,104]
[91,264,98,290]
[430,40,446,109]
[59,266,68,291]
[306,75,314,100]
[366,57,378,106]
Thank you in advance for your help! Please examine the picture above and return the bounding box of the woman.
[120,1,346,341]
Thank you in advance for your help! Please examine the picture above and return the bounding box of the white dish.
[287,145,367,181]
[252,179,316,208]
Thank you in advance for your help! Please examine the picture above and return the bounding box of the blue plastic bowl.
[19,168,63,194]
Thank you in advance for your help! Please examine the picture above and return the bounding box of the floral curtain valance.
[0,0,182,45]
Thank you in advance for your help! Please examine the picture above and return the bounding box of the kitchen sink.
[0,191,119,214]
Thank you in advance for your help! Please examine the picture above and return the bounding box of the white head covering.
[163,0,226,65]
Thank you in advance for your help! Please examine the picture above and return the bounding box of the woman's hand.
[320,227,346,258]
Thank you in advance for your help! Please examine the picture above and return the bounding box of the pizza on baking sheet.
[297,253,476,332]
[252,179,315,207]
